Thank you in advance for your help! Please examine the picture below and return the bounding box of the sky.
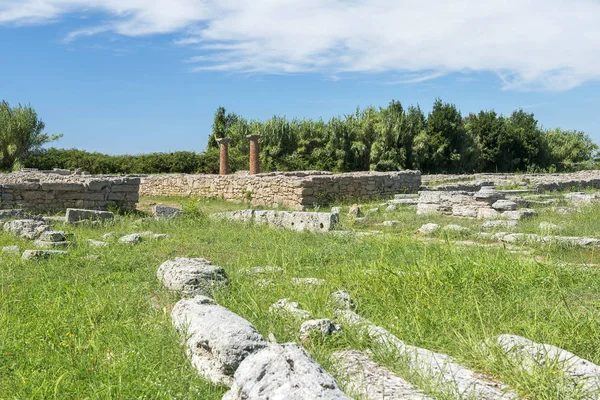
[0,0,599,155]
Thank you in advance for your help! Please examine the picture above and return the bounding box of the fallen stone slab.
[553,207,578,215]
[495,334,600,392]
[500,233,542,244]
[477,208,501,219]
[336,310,514,399]
[542,236,600,247]
[22,250,68,260]
[385,204,398,213]
[39,230,67,242]
[214,209,338,232]
[118,234,143,244]
[418,223,440,235]
[501,209,538,220]
[102,232,116,240]
[171,296,268,385]
[42,216,66,224]
[152,204,184,219]
[3,219,50,240]
[2,245,20,254]
[157,258,229,296]
[332,349,433,400]
[223,343,351,400]
[66,208,114,223]
[492,200,517,211]
[482,220,518,231]
[269,298,311,319]
[299,319,342,342]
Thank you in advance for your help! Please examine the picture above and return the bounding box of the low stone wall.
[140,171,421,210]
[0,171,140,213]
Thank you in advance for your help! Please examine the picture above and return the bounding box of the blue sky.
[0,0,599,155]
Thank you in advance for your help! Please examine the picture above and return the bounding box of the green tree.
[0,101,62,170]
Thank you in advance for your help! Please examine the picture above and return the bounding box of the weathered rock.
[482,220,518,231]
[492,200,517,211]
[496,334,600,392]
[443,224,470,232]
[332,350,433,400]
[33,240,70,249]
[418,223,440,235]
[118,234,143,244]
[3,219,49,239]
[65,208,114,223]
[564,192,598,206]
[22,250,68,260]
[539,222,561,232]
[157,258,229,296]
[382,220,401,227]
[299,319,342,342]
[246,266,284,275]
[395,194,419,199]
[553,207,578,215]
[542,236,600,247]
[88,239,108,247]
[501,209,538,220]
[453,205,480,218]
[473,186,505,204]
[336,310,514,399]
[500,233,542,244]
[171,296,268,385]
[329,290,356,310]
[2,245,20,254]
[223,343,351,400]
[102,232,116,240]
[269,298,311,319]
[477,208,501,219]
[38,230,67,242]
[215,209,338,232]
[389,198,419,205]
[42,216,66,224]
[331,207,341,215]
[291,277,325,286]
[385,204,398,213]
[348,204,362,217]
[366,208,380,216]
[140,231,170,239]
[0,209,29,220]
[152,204,184,219]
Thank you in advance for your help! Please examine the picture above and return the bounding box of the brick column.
[247,134,261,175]
[216,138,232,175]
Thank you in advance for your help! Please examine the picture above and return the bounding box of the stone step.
[336,310,515,399]
[332,349,433,400]
[496,334,600,392]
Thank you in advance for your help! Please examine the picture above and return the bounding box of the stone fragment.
[3,219,49,240]
[542,236,600,247]
[140,231,170,239]
[0,209,29,220]
[102,232,116,240]
[418,223,440,235]
[291,277,326,286]
[33,240,70,249]
[473,186,505,204]
[482,220,518,231]
[22,250,68,260]
[492,200,518,211]
[157,258,229,296]
[215,209,338,232]
[329,290,356,310]
[331,207,341,215]
[171,296,268,385]
[539,222,561,232]
[564,192,598,206]
[118,234,143,244]
[443,224,470,232]
[246,266,283,275]
[2,245,20,254]
[382,220,400,227]
[452,205,480,218]
[385,204,398,213]
[477,208,501,219]
[223,343,351,400]
[152,204,184,219]
[42,216,66,224]
[299,319,342,342]
[394,194,419,199]
[39,230,67,242]
[336,310,515,399]
[348,204,362,217]
[65,208,114,223]
[269,298,311,319]
[332,350,434,400]
[88,239,108,247]
[354,217,367,224]
[501,209,538,220]
[496,334,600,392]
[553,207,578,215]
[500,233,542,244]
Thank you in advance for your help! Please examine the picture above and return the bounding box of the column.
[216,137,232,175]
[247,134,261,175]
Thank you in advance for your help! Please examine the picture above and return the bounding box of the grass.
[1,195,600,399]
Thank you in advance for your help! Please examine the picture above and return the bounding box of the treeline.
[20,98,598,175]
[207,100,598,174]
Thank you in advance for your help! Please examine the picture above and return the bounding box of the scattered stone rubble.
[4,219,49,239]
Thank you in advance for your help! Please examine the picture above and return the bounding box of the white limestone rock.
[492,200,518,211]
[329,290,356,310]
[269,298,311,319]
[418,223,440,235]
[118,233,143,244]
[482,220,518,231]
[157,257,229,296]
[4,219,50,240]
[299,319,342,342]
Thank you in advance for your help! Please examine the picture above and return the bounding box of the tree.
[0,101,62,170]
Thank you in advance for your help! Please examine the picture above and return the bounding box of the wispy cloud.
[1,0,599,91]
[386,72,446,85]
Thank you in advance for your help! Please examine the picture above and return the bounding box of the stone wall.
[140,171,421,210]
[0,171,140,213]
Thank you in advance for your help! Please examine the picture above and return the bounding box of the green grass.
[1,196,600,399]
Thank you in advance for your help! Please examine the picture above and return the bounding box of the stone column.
[247,134,261,175]
[216,138,232,175]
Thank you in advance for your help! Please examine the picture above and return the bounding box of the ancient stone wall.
[0,171,140,213]
[140,171,421,210]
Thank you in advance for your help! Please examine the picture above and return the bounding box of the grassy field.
[1,196,600,399]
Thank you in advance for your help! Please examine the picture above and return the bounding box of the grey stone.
[332,350,433,400]
[336,310,515,399]
[542,236,600,247]
[157,258,229,296]
[140,231,170,239]
[492,200,517,211]
[291,277,325,286]
[418,223,440,235]
[496,334,600,392]
[0,209,29,220]
[152,204,184,219]
[246,266,283,275]
[394,193,419,199]
[382,220,400,227]
[171,296,268,385]
[2,245,20,254]
[34,240,70,249]
[354,217,367,224]
[22,250,68,260]
[477,207,501,219]
[539,222,561,232]
[88,239,108,247]
[482,220,518,231]
[102,232,116,240]
[223,343,351,400]
[118,234,143,244]
[348,204,362,217]
[299,319,342,342]
[42,216,66,224]
[501,209,538,220]
[39,230,67,242]
[215,209,338,232]
[65,208,114,223]
[443,224,470,232]
[553,207,578,215]
[269,298,311,319]
[501,233,542,244]
[329,290,356,310]
[385,204,398,213]
[389,198,419,205]
[3,219,50,240]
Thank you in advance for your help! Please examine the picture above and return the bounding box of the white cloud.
[1,0,599,91]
